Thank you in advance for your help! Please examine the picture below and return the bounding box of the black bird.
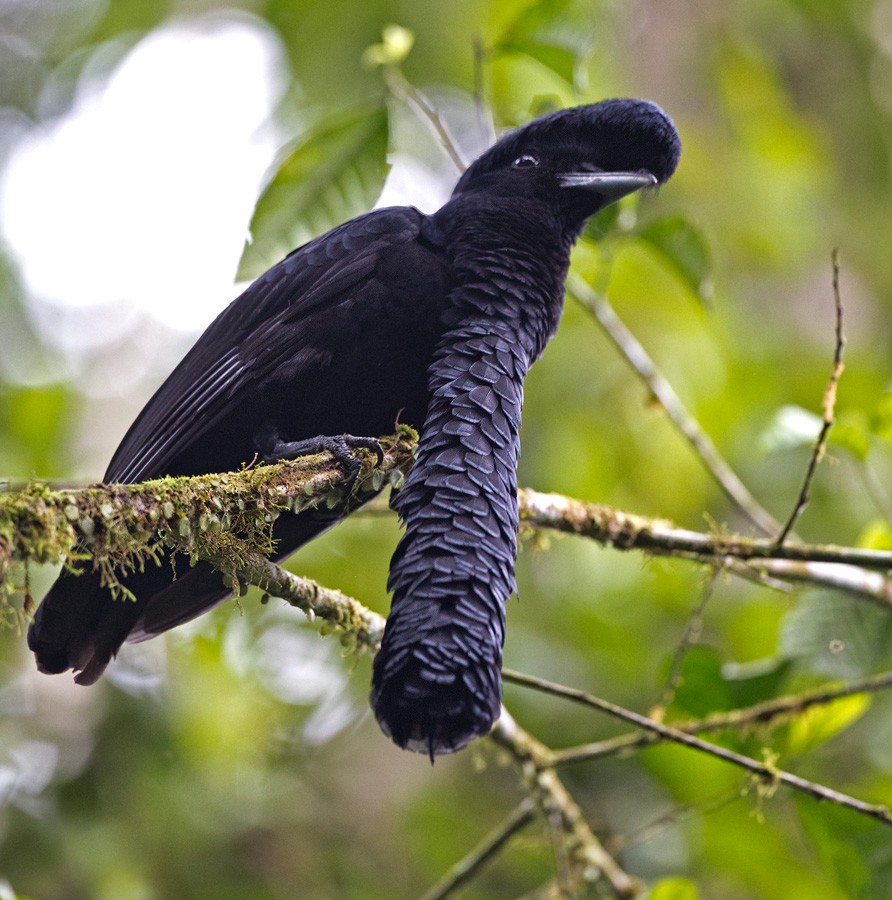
[28,99,680,756]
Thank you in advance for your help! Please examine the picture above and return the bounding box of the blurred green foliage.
[3,0,892,896]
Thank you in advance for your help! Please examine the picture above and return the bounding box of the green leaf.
[786,693,870,754]
[779,591,892,678]
[758,404,822,454]
[723,656,793,708]
[666,646,733,718]
[857,518,892,550]
[501,40,579,84]
[0,383,74,476]
[648,877,700,900]
[637,215,714,304]
[237,106,390,281]
[582,201,621,242]
[870,392,892,441]
[497,0,596,86]
[831,409,870,460]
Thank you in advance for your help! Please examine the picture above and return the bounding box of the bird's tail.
[28,508,350,684]
[28,565,150,685]
[372,321,526,757]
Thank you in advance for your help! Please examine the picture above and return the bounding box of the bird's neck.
[430,196,577,364]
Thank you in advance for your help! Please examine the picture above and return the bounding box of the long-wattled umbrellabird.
[29,98,681,758]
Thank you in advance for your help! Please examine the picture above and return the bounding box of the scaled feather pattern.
[28,99,681,756]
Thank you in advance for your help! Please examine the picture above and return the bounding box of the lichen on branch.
[0,430,418,625]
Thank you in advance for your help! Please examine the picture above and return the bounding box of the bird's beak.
[558,171,657,203]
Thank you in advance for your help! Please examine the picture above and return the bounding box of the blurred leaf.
[361,24,415,67]
[795,795,880,894]
[582,201,621,242]
[831,409,870,460]
[637,215,714,304]
[503,41,579,83]
[649,877,700,900]
[722,657,793,708]
[6,386,66,447]
[0,384,74,476]
[497,0,596,86]
[870,392,892,441]
[857,518,892,550]
[666,646,733,718]
[786,693,870,754]
[237,105,390,280]
[758,404,822,454]
[779,591,892,678]
[86,0,171,46]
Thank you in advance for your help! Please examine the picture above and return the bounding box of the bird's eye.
[512,154,540,169]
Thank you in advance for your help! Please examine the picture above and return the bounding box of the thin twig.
[776,250,845,544]
[382,68,468,172]
[543,801,575,898]
[546,670,892,766]
[420,798,537,900]
[709,554,892,607]
[737,558,892,607]
[652,568,719,716]
[607,791,741,855]
[502,669,892,826]
[723,558,796,593]
[471,35,493,146]
[568,272,780,535]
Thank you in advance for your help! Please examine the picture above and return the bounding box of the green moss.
[0,431,417,630]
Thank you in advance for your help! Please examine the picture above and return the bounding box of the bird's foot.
[258,431,384,490]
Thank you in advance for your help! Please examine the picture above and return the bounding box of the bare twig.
[502,669,892,827]
[471,35,493,145]
[653,568,719,716]
[548,670,892,766]
[421,798,537,900]
[736,558,892,606]
[382,68,468,172]
[543,799,575,898]
[568,272,780,535]
[722,558,796,594]
[607,791,740,856]
[776,250,846,544]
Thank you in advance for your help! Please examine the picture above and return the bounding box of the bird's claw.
[257,431,384,492]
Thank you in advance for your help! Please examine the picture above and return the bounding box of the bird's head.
[451,98,681,227]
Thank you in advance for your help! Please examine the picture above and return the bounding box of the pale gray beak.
[558,171,657,203]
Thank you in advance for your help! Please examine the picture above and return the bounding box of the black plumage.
[28,98,681,755]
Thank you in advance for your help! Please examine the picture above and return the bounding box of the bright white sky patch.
[1,14,286,333]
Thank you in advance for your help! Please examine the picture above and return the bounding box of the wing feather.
[105,207,424,483]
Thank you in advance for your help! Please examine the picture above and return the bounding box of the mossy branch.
[0,430,417,625]
[205,546,387,651]
[490,710,640,898]
[4,441,891,632]
[519,488,892,607]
